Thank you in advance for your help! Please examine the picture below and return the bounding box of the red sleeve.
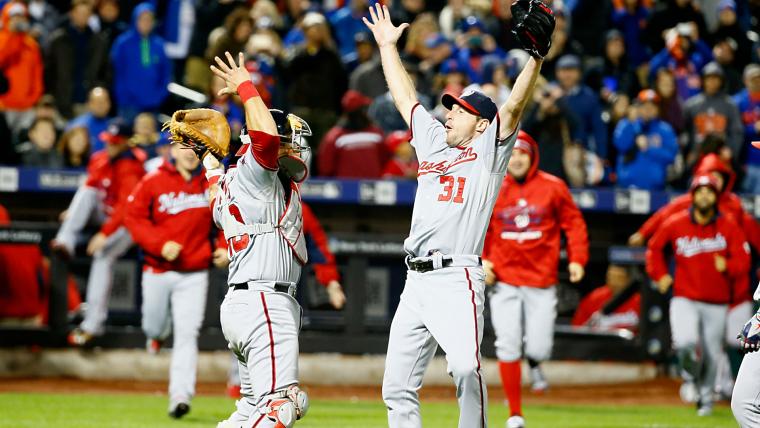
[571,293,599,326]
[317,129,339,177]
[100,161,145,236]
[556,182,589,266]
[249,129,280,170]
[741,211,760,254]
[646,220,672,281]
[123,178,166,256]
[725,220,751,280]
[639,197,686,239]
[302,203,340,286]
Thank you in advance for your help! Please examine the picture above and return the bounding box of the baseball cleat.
[696,401,713,417]
[146,338,163,355]
[169,402,190,419]
[679,381,699,404]
[529,366,548,393]
[67,328,93,346]
[266,398,297,428]
[507,414,526,428]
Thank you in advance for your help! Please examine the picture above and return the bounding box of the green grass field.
[0,392,739,428]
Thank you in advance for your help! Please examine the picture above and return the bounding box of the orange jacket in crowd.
[0,2,43,111]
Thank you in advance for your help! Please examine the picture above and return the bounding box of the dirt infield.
[0,377,685,406]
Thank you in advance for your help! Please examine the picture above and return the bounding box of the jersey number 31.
[438,176,466,203]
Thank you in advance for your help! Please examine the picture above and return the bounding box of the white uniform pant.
[141,270,208,405]
[220,284,301,428]
[670,297,727,403]
[383,267,487,428]
[489,283,557,362]
[55,185,133,335]
[732,350,760,427]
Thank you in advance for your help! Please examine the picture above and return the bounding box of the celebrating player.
[646,174,750,417]
[51,119,146,346]
[363,1,553,426]
[482,130,588,428]
[123,143,229,419]
[169,51,311,428]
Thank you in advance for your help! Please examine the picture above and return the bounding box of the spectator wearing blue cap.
[613,90,678,190]
[109,2,171,123]
[438,0,472,39]
[610,0,651,67]
[554,54,609,166]
[453,16,506,84]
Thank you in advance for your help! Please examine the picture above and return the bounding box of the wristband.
[237,80,259,104]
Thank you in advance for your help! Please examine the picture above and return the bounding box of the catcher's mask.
[270,109,312,183]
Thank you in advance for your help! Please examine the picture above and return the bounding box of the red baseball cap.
[689,173,720,193]
[341,90,372,113]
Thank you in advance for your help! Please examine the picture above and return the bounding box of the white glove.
[738,311,760,353]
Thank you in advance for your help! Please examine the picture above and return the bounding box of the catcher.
[164,51,311,428]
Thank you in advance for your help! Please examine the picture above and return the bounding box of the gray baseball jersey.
[213,147,301,285]
[404,104,517,257]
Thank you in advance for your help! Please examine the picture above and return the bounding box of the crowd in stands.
[0,0,759,192]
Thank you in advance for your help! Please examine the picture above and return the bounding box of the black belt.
[231,282,293,295]
[406,256,482,273]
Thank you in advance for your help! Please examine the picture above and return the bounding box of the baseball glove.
[511,0,556,59]
[162,108,231,159]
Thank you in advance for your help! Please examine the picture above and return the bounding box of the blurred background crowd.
[0,0,759,191]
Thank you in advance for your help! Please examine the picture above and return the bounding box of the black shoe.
[169,403,190,419]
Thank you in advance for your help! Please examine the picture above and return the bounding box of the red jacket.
[484,134,589,287]
[302,202,340,286]
[0,2,43,110]
[85,148,146,237]
[638,154,760,251]
[646,210,750,304]
[317,125,388,178]
[124,160,216,272]
[571,285,641,332]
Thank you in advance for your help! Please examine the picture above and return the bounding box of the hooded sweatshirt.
[483,132,589,287]
[109,2,171,112]
[0,2,43,110]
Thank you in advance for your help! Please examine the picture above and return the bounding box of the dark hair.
[342,108,371,130]
[57,127,91,167]
[224,7,254,34]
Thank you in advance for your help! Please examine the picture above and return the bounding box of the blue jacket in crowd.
[613,118,678,190]
[561,84,609,159]
[733,89,760,167]
[68,112,110,153]
[110,2,171,118]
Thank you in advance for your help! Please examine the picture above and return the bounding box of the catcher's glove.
[738,311,760,353]
[511,0,556,59]
[162,108,231,159]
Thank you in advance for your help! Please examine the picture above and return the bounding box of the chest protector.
[218,176,308,265]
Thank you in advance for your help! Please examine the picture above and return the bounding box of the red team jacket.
[571,285,641,332]
[484,133,589,287]
[124,160,217,273]
[646,210,750,304]
[85,148,147,236]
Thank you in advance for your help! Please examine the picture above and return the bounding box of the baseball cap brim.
[441,93,481,117]
[752,141,760,150]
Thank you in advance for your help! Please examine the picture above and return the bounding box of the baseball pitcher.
[51,119,146,345]
[647,174,750,417]
[124,142,228,419]
[363,1,554,426]
[167,51,311,428]
[482,130,588,428]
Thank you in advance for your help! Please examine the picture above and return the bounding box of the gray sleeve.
[410,104,447,160]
